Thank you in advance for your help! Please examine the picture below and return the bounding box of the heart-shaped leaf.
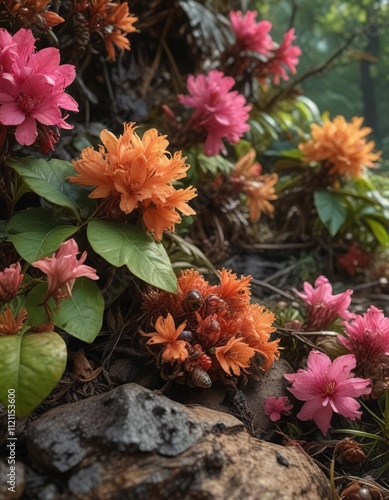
[8,208,77,263]
[25,278,104,343]
[7,157,93,220]
[87,220,177,293]
[0,332,67,418]
[314,190,347,237]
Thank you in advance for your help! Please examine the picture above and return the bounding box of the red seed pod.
[336,438,366,464]
[197,352,212,371]
[205,294,226,315]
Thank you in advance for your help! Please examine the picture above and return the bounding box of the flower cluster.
[0,239,99,335]
[285,351,371,435]
[3,0,64,30]
[337,245,371,277]
[229,11,301,84]
[339,306,389,379]
[0,28,78,149]
[178,70,251,156]
[294,275,354,331]
[141,268,280,388]
[75,0,138,61]
[231,148,278,222]
[264,396,293,422]
[69,122,197,240]
[32,238,99,306]
[299,116,381,178]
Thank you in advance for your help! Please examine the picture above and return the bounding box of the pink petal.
[57,93,79,112]
[13,29,36,65]
[296,396,325,421]
[29,47,60,74]
[329,394,362,420]
[15,116,37,145]
[31,102,62,125]
[56,64,77,87]
[312,404,333,435]
[327,354,356,382]
[0,101,25,125]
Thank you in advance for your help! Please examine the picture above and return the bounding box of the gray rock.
[27,383,242,473]
[26,383,331,499]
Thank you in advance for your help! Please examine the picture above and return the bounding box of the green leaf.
[363,218,389,246]
[0,332,67,418]
[7,157,91,220]
[314,190,347,236]
[25,278,104,343]
[87,220,177,293]
[8,208,77,263]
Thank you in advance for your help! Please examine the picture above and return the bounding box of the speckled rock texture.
[26,383,331,499]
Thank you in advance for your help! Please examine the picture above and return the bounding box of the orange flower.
[177,269,214,297]
[89,0,138,60]
[0,307,27,336]
[247,337,280,370]
[215,336,255,376]
[5,0,64,28]
[143,313,189,363]
[216,268,252,309]
[299,116,381,177]
[231,149,278,222]
[243,174,278,223]
[69,123,197,240]
[239,304,276,342]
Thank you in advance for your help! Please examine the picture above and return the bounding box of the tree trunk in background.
[359,27,379,132]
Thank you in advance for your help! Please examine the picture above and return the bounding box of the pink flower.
[264,396,293,422]
[229,11,274,57]
[32,239,98,306]
[0,28,78,146]
[295,276,354,330]
[178,70,251,156]
[266,29,301,84]
[0,263,23,302]
[285,351,371,435]
[339,306,389,371]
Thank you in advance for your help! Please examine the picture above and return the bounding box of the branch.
[289,0,298,30]
[265,32,358,110]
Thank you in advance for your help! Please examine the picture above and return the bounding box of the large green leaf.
[8,208,77,262]
[25,278,104,343]
[0,332,67,418]
[87,220,177,293]
[314,190,347,236]
[7,157,92,220]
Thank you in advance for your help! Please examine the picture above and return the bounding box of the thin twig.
[265,33,358,110]
[251,279,295,300]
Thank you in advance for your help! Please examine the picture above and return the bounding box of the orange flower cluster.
[3,0,64,29]
[299,116,381,178]
[0,307,27,336]
[76,0,138,60]
[69,123,197,240]
[231,149,278,222]
[141,268,280,387]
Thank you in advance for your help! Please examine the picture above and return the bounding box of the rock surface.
[181,358,292,431]
[26,383,331,499]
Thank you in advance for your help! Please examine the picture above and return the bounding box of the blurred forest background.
[251,0,389,161]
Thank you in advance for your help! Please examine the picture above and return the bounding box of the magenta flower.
[229,11,274,57]
[295,276,354,331]
[266,29,301,84]
[339,306,389,372]
[32,239,98,306]
[285,351,371,435]
[0,263,23,302]
[178,70,251,156]
[0,28,78,146]
[264,396,293,422]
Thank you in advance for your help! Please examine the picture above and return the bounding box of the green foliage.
[0,332,67,418]
[314,190,347,236]
[87,220,177,293]
[25,278,104,343]
[7,157,94,221]
[7,208,77,262]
